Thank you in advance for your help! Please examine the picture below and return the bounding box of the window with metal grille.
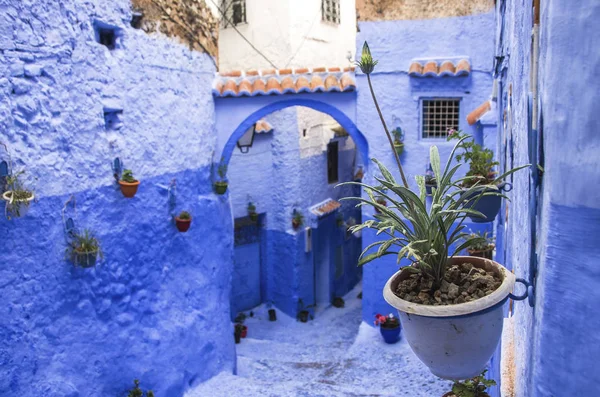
[322,0,341,24]
[421,99,461,139]
[220,0,246,28]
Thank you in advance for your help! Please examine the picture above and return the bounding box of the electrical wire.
[209,0,279,69]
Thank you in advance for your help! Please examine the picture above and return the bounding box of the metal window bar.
[221,0,246,28]
[322,0,340,24]
[422,99,460,138]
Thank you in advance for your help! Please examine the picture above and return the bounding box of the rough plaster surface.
[0,0,234,395]
[356,12,496,323]
[496,0,600,395]
[356,0,494,22]
[187,286,452,396]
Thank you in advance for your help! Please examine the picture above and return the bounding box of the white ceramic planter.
[2,190,34,217]
[383,256,516,380]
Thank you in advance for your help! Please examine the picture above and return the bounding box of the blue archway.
[217,97,368,172]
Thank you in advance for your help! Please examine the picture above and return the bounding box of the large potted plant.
[66,229,103,268]
[2,170,34,219]
[119,169,140,198]
[447,129,512,223]
[374,313,401,344]
[465,231,495,260]
[442,370,496,397]
[341,42,527,380]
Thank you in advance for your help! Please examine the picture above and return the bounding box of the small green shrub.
[451,370,496,397]
[3,170,34,219]
[463,230,494,251]
[292,210,304,227]
[121,169,137,183]
[447,130,499,187]
[178,211,191,220]
[127,379,154,397]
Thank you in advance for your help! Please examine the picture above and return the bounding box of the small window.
[422,98,460,139]
[322,0,340,24]
[94,21,120,50]
[221,0,246,28]
[104,109,123,131]
[327,141,339,184]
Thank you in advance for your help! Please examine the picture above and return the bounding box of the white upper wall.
[216,0,356,71]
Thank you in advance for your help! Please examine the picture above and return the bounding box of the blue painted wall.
[0,1,235,396]
[356,11,497,323]
[496,0,600,395]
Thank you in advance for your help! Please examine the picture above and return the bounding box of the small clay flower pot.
[292,219,301,230]
[214,182,228,195]
[175,216,192,232]
[118,180,140,198]
[249,212,258,222]
[332,297,345,308]
[240,325,248,338]
[298,310,309,323]
[268,309,277,321]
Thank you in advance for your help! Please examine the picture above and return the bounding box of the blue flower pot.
[380,325,401,344]
[465,183,512,223]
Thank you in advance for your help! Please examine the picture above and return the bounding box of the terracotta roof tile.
[467,100,492,125]
[343,66,356,72]
[238,79,253,96]
[408,58,471,78]
[310,75,325,92]
[213,67,356,97]
[310,198,342,217]
[266,77,282,94]
[324,75,341,91]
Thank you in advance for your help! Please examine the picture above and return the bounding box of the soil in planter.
[394,262,502,305]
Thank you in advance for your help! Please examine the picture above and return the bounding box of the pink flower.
[447,128,456,136]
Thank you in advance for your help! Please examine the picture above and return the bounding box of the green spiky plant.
[214,160,228,194]
[66,229,103,267]
[178,210,191,220]
[121,169,137,183]
[342,41,528,291]
[3,170,34,219]
[464,230,495,252]
[127,379,154,397]
[449,370,496,397]
[292,209,304,229]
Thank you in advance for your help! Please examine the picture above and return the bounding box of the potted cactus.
[442,370,496,397]
[340,42,528,380]
[119,169,140,198]
[175,210,192,232]
[447,129,513,223]
[66,229,103,268]
[292,209,304,230]
[374,313,401,344]
[2,170,34,219]
[392,127,405,156]
[248,202,258,221]
[214,163,228,195]
[465,231,495,260]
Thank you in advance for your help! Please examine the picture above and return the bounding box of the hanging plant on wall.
[292,209,304,230]
[247,202,258,222]
[214,162,228,195]
[2,170,34,219]
[340,42,528,380]
[66,229,103,268]
[464,231,495,260]
[175,210,192,232]
[447,130,512,223]
[119,169,140,198]
[392,127,405,156]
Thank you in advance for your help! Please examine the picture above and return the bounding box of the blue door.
[231,217,261,319]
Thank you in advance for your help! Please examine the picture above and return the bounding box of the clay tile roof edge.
[467,100,492,125]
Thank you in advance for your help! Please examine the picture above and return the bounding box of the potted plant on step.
[465,231,495,260]
[119,169,140,198]
[214,163,228,195]
[234,323,244,344]
[297,299,315,323]
[339,42,528,380]
[392,127,405,156]
[292,209,304,230]
[127,379,154,397]
[442,370,496,397]
[66,229,103,268]
[175,210,192,232]
[374,313,401,344]
[248,202,258,222]
[447,129,512,223]
[2,170,34,219]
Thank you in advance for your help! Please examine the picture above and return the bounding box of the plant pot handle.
[501,182,513,192]
[509,278,530,301]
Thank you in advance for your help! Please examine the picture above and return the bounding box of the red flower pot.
[175,216,192,232]
[240,325,248,338]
